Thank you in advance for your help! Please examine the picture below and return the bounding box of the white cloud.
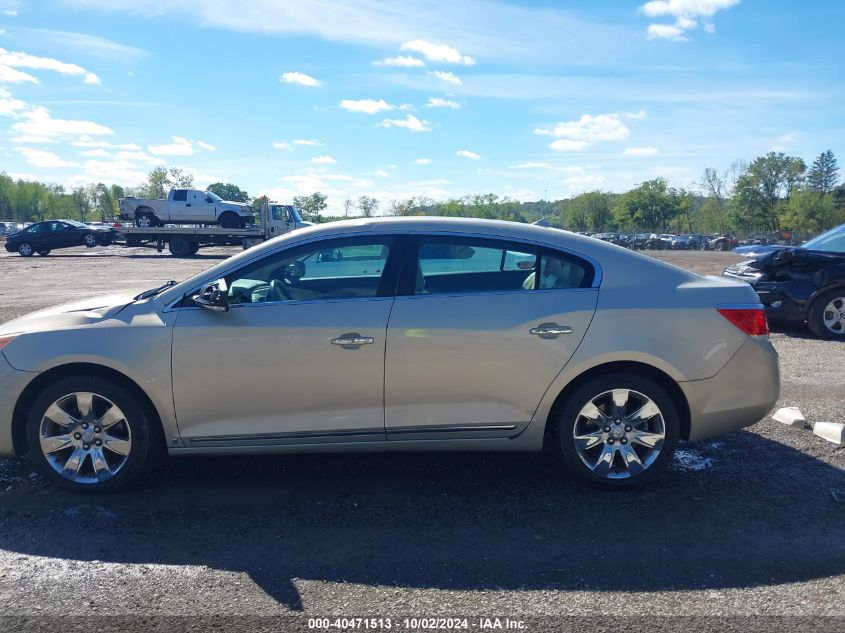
[0,48,100,84]
[640,0,739,40]
[374,169,389,177]
[293,138,323,146]
[426,97,461,109]
[11,106,113,140]
[508,162,585,173]
[71,138,142,150]
[563,175,606,189]
[549,139,590,152]
[0,91,28,117]
[456,150,480,160]
[10,28,148,61]
[378,114,432,132]
[535,113,630,152]
[272,141,290,150]
[339,98,394,114]
[415,158,432,164]
[79,149,110,157]
[78,159,149,185]
[647,23,687,41]
[640,0,740,19]
[147,136,214,156]
[311,155,337,164]
[16,147,79,168]
[374,55,425,67]
[0,65,38,84]
[280,71,322,87]
[625,109,647,119]
[429,70,461,85]
[400,40,475,65]
[623,146,660,156]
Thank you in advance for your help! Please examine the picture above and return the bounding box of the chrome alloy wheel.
[573,388,666,479]
[822,296,845,335]
[38,392,132,484]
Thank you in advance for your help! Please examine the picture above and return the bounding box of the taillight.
[718,307,769,336]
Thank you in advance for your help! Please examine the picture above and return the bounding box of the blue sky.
[0,0,843,213]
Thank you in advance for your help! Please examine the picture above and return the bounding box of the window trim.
[176,233,407,309]
[397,233,598,297]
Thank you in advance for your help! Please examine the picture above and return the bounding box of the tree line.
[1,150,843,238]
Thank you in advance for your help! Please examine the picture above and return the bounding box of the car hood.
[0,293,137,337]
[732,244,788,257]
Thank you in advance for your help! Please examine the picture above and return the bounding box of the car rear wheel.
[17,242,33,257]
[552,372,679,489]
[135,212,157,228]
[82,233,98,247]
[37,249,51,256]
[808,289,845,340]
[26,376,154,492]
[219,212,243,229]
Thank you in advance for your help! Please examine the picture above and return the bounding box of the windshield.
[64,219,87,227]
[290,206,303,223]
[801,224,845,253]
[207,191,222,202]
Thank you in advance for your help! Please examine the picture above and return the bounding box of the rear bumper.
[0,351,34,457]
[680,335,780,442]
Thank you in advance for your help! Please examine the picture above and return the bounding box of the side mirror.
[192,278,229,312]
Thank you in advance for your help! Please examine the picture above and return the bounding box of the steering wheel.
[268,278,292,302]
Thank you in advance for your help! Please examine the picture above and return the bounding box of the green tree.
[612,179,676,230]
[357,195,379,218]
[734,152,806,231]
[293,192,328,221]
[807,150,839,194]
[207,182,250,203]
[780,188,838,234]
[136,167,195,198]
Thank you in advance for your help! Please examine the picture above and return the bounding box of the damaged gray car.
[723,223,845,339]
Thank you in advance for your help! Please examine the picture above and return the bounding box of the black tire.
[135,211,158,228]
[187,240,200,256]
[37,249,51,256]
[720,242,728,251]
[807,288,845,340]
[219,212,243,229]
[82,232,98,248]
[17,242,33,257]
[168,236,191,257]
[26,375,154,492]
[551,371,680,489]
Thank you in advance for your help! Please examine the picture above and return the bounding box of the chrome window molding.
[163,227,603,313]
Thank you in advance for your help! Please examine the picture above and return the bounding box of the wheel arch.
[806,281,845,317]
[541,360,692,450]
[12,362,166,456]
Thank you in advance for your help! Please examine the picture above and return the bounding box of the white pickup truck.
[119,188,255,228]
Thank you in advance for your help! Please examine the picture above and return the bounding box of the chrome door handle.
[331,334,375,346]
[529,324,573,337]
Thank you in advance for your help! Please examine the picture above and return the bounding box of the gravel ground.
[0,243,843,623]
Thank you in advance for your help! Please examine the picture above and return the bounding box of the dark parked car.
[723,223,845,339]
[4,219,115,257]
[630,233,651,249]
[703,234,737,251]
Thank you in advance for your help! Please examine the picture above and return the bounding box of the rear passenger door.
[384,234,599,440]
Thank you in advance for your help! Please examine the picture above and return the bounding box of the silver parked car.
[0,217,780,491]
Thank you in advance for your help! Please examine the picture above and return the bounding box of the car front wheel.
[82,233,98,247]
[26,376,155,492]
[552,372,679,489]
[17,242,33,257]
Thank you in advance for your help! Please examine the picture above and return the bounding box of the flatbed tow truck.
[112,199,309,257]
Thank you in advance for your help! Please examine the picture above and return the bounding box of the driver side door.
[171,234,404,447]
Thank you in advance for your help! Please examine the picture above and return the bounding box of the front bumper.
[0,351,34,457]
[680,335,780,442]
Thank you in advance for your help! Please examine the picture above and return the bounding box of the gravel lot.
[0,243,843,623]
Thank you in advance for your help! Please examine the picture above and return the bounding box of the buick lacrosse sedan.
[0,218,779,491]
